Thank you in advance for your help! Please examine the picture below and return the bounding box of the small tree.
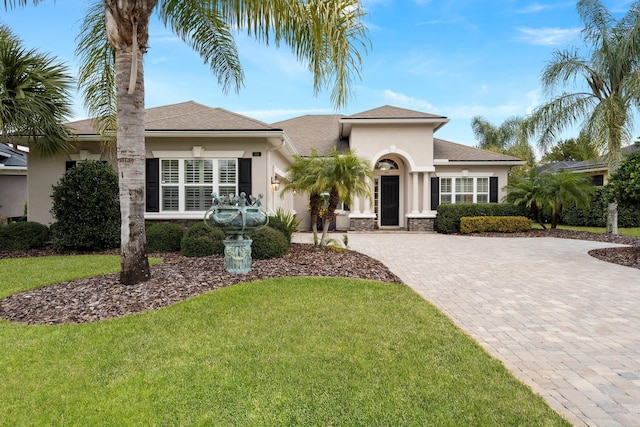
[606,151,640,208]
[504,169,594,229]
[317,150,373,246]
[50,161,120,251]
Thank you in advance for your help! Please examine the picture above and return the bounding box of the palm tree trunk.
[320,187,339,246]
[115,46,150,285]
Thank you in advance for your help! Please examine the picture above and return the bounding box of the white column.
[362,177,372,214]
[411,172,419,214]
[351,195,361,214]
[422,172,430,213]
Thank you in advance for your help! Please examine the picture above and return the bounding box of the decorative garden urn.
[204,192,268,274]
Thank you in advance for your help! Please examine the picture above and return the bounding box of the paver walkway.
[293,233,640,426]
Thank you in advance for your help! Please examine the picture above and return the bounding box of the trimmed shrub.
[561,187,640,228]
[0,221,49,250]
[50,161,120,251]
[248,226,289,260]
[460,216,531,234]
[180,222,225,257]
[181,236,218,258]
[435,203,527,234]
[146,223,184,252]
[267,215,292,244]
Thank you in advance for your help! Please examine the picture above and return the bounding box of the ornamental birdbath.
[204,192,268,274]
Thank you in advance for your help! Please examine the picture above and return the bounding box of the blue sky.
[4,1,635,148]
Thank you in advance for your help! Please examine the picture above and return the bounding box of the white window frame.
[440,176,490,204]
[160,158,237,213]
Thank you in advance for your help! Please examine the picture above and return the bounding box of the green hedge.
[435,203,528,234]
[460,216,531,234]
[248,227,289,260]
[146,223,184,252]
[561,187,640,228]
[0,221,50,250]
[180,222,225,257]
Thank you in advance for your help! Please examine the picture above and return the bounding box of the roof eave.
[339,117,449,137]
[434,160,526,166]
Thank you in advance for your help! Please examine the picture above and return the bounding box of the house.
[27,101,524,231]
[0,143,27,221]
[538,144,640,186]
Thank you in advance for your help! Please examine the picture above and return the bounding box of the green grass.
[0,259,569,426]
[0,255,162,298]
[532,223,640,236]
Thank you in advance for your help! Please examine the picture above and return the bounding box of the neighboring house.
[0,143,27,221]
[538,144,640,186]
[27,101,524,231]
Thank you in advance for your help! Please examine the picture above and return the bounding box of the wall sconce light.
[271,176,280,191]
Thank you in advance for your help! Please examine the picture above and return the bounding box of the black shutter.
[65,161,76,171]
[146,158,160,212]
[430,177,440,210]
[238,158,252,200]
[489,176,499,203]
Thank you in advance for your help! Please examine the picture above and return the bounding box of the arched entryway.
[374,157,403,228]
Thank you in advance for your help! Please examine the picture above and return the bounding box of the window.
[160,159,237,212]
[440,177,489,204]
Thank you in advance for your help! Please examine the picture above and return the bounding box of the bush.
[248,226,289,260]
[435,203,527,234]
[270,208,301,243]
[561,187,640,228]
[181,235,218,258]
[0,221,49,250]
[460,216,531,234]
[146,223,184,252]
[180,222,225,257]
[50,161,120,251]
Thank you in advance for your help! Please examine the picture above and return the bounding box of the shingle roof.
[0,143,27,167]
[538,144,640,173]
[67,101,278,135]
[272,114,348,156]
[434,138,523,162]
[345,105,446,120]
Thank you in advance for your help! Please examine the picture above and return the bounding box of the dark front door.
[381,175,400,226]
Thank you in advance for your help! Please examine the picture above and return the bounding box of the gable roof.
[346,105,447,120]
[340,105,450,137]
[434,138,523,163]
[67,101,279,135]
[272,114,347,156]
[0,143,27,168]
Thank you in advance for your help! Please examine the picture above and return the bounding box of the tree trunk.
[115,45,150,285]
[607,202,619,235]
[320,187,339,246]
[309,192,321,246]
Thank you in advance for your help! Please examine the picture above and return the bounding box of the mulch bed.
[1,230,638,325]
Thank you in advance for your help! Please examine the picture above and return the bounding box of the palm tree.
[471,115,536,176]
[528,0,640,233]
[503,168,548,228]
[541,170,594,229]
[5,0,369,284]
[316,149,372,246]
[280,151,324,246]
[0,24,74,156]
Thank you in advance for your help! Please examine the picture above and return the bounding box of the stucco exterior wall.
[433,164,512,202]
[348,123,435,169]
[0,173,27,219]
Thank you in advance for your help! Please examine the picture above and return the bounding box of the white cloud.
[516,27,581,46]
[382,90,436,112]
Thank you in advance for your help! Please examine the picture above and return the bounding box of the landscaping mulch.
[1,230,638,325]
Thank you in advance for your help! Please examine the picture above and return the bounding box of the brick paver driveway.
[294,233,640,427]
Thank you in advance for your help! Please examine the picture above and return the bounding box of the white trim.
[348,213,376,219]
[152,150,245,158]
[436,171,494,177]
[434,160,524,166]
[406,212,436,218]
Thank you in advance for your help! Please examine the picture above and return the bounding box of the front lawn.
[0,258,569,425]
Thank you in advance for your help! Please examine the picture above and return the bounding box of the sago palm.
[4,0,369,284]
[541,170,594,229]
